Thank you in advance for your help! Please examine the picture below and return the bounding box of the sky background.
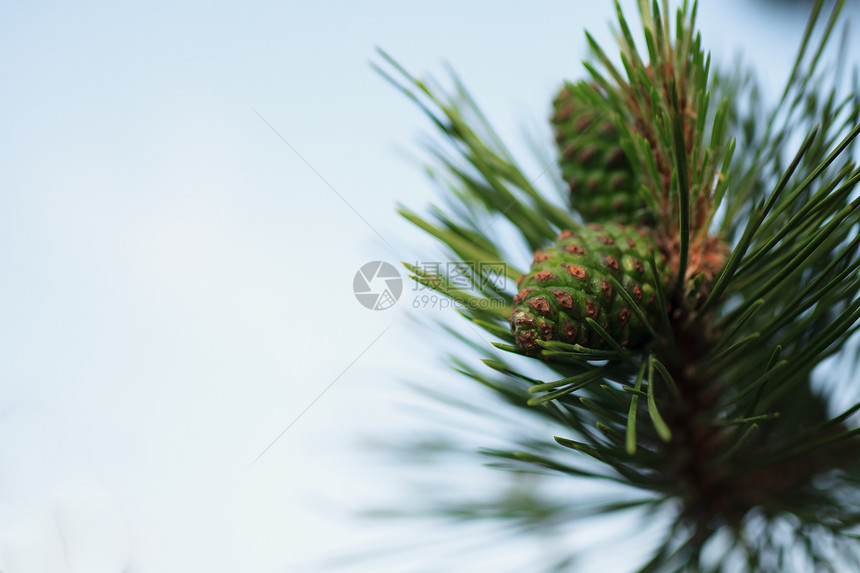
[0,1,858,572]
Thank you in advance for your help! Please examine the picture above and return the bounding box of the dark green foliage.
[376,0,860,571]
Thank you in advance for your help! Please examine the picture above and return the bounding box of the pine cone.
[511,223,669,354]
[551,83,644,223]
[662,232,730,302]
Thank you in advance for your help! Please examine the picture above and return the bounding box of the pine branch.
[374,0,860,570]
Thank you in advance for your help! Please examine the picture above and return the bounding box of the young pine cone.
[511,222,669,355]
[552,83,646,224]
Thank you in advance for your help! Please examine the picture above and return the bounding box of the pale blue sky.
[0,1,855,572]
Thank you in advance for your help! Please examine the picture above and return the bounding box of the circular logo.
[353,261,402,310]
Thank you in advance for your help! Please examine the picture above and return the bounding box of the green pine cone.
[552,83,644,222]
[511,222,668,354]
